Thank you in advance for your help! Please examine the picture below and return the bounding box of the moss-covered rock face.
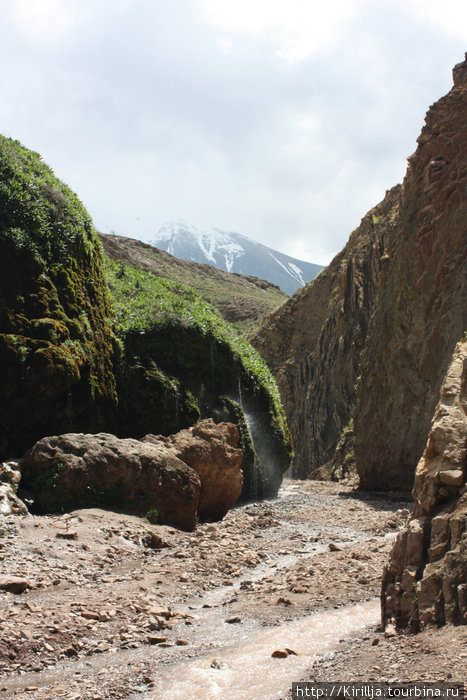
[0,135,292,500]
[106,257,293,498]
[0,136,117,458]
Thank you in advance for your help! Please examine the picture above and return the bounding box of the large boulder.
[20,432,201,531]
[145,419,243,521]
[20,420,244,529]
[381,339,467,629]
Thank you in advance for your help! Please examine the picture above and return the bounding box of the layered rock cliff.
[382,340,467,629]
[252,183,400,477]
[354,56,467,490]
[253,54,467,487]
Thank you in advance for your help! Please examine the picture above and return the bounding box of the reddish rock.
[166,419,243,521]
[21,420,243,529]
[0,575,31,594]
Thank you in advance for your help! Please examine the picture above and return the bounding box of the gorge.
[0,52,466,699]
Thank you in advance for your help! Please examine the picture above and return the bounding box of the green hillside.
[100,233,288,337]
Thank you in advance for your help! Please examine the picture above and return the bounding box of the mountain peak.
[152,221,322,294]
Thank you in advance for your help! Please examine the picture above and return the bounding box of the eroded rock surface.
[253,54,467,490]
[382,340,467,629]
[354,55,467,491]
[145,419,243,521]
[252,187,399,477]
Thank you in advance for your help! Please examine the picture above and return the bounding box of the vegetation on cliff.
[105,256,293,498]
[0,136,116,458]
[0,133,292,500]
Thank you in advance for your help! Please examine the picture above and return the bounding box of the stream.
[131,599,379,699]
[1,480,406,699]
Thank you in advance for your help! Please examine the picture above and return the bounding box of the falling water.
[236,363,243,408]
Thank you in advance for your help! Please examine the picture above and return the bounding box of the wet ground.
[0,480,463,699]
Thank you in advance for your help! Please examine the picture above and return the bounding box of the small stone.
[146,635,167,645]
[81,611,100,620]
[438,470,463,487]
[225,616,241,624]
[371,638,380,646]
[384,623,397,637]
[55,531,78,540]
[271,649,289,658]
[176,639,189,645]
[148,606,171,619]
[329,543,341,552]
[0,575,31,594]
[285,648,298,656]
[276,597,292,606]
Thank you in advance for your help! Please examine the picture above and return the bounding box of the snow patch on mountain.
[152,221,323,295]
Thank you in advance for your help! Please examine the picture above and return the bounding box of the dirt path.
[0,481,464,699]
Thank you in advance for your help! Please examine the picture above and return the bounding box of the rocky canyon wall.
[354,55,467,491]
[252,187,400,477]
[253,54,467,488]
[382,340,467,629]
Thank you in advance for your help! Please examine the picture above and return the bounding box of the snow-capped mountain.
[152,220,323,295]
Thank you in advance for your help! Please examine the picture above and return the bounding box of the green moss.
[0,135,117,457]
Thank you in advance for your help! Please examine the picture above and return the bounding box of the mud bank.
[2,480,460,700]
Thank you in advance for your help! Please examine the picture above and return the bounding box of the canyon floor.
[0,480,465,699]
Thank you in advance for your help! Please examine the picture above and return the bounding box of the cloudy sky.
[0,0,465,264]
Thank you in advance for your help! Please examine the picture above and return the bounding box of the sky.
[0,1,465,265]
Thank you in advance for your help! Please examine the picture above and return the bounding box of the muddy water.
[132,599,379,700]
[1,481,399,698]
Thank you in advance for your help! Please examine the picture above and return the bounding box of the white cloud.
[0,0,465,266]
[405,0,467,41]
[5,0,80,41]
[199,0,363,63]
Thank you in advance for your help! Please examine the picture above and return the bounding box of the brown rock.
[21,432,201,531]
[252,54,467,492]
[146,635,167,645]
[145,419,243,521]
[0,575,31,594]
[271,649,289,658]
[354,55,467,491]
[252,186,397,478]
[382,340,467,630]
